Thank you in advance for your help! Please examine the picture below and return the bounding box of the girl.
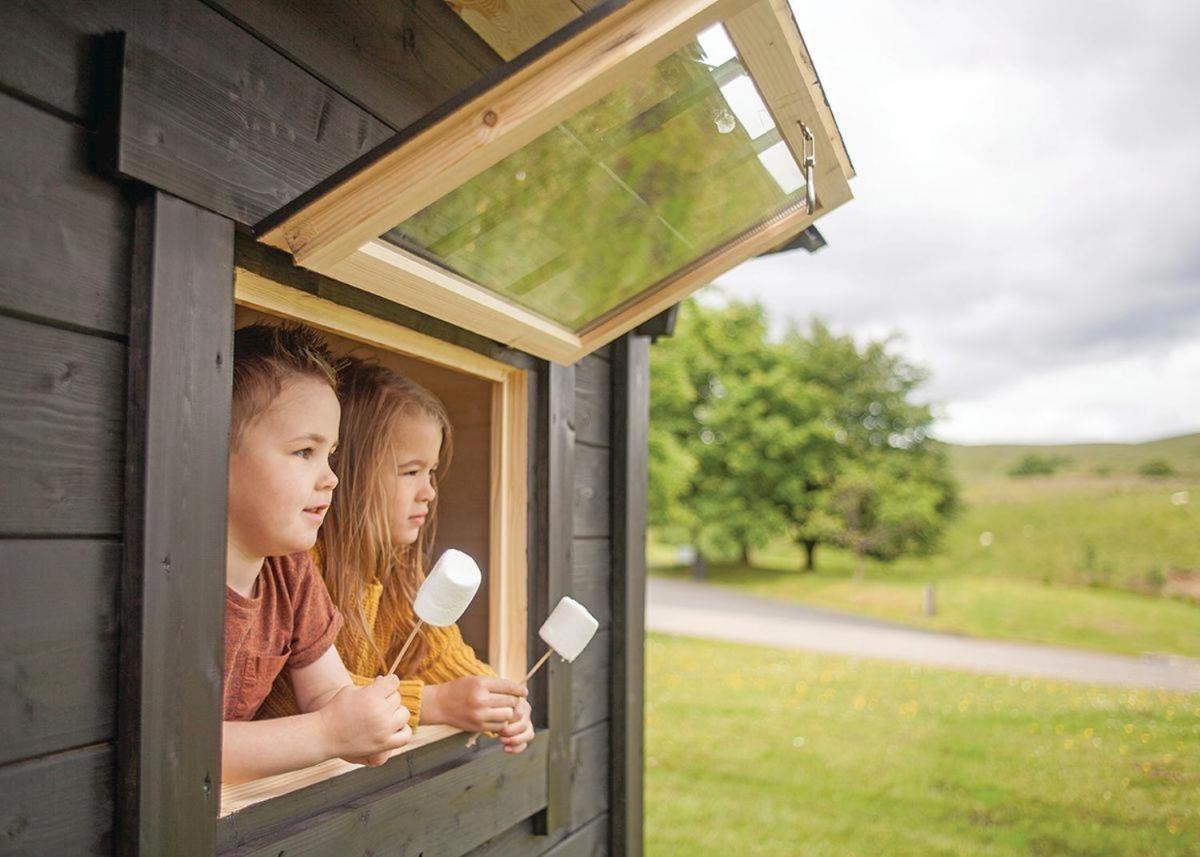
[262,357,533,753]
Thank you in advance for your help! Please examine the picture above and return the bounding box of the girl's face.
[385,413,443,546]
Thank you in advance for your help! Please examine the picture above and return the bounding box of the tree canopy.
[649,298,958,575]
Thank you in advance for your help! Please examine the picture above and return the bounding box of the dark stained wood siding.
[0,66,128,854]
[0,2,648,855]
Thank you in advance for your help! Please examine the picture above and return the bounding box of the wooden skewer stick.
[386,620,424,677]
[465,648,554,748]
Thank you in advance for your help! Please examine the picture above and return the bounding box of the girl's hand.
[498,698,534,754]
[317,675,412,761]
[423,676,527,733]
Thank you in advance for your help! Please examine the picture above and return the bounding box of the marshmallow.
[413,549,482,627]
[538,597,599,663]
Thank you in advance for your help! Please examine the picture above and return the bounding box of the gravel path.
[646,576,1200,692]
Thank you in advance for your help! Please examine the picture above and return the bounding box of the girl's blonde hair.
[318,356,453,676]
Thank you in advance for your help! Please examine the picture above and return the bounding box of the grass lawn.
[645,633,1200,856]
[650,476,1200,657]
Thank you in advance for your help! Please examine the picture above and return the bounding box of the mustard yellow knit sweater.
[257,579,494,730]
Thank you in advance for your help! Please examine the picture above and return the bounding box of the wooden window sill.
[220,723,462,816]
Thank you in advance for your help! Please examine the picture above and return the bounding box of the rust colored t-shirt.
[223,552,343,721]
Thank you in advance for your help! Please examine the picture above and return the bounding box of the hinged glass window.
[259,0,853,364]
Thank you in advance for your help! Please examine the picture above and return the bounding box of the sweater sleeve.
[417,622,496,685]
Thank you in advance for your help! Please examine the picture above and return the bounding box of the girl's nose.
[418,477,436,501]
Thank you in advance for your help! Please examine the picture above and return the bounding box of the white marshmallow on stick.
[538,596,599,663]
[465,597,599,747]
[387,549,481,676]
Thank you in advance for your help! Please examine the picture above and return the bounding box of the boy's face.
[227,377,341,564]
[384,414,442,547]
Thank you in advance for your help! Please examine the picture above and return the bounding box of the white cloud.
[706,0,1200,444]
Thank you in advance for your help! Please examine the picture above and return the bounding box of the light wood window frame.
[258,0,854,365]
[220,268,529,816]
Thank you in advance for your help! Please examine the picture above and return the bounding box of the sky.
[708,1,1200,445]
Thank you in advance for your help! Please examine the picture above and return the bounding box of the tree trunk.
[853,546,866,582]
[802,539,817,573]
[691,548,707,582]
[740,543,752,567]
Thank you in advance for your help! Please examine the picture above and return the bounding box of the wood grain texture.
[574,354,612,448]
[536,362,576,835]
[235,236,538,372]
[472,810,608,856]
[0,743,115,857]
[0,315,125,535]
[449,0,582,61]
[609,334,650,856]
[0,92,130,336]
[571,628,612,733]
[225,736,548,857]
[569,720,611,832]
[260,0,751,267]
[0,540,120,767]
[204,0,500,129]
[112,34,393,225]
[573,444,611,539]
[118,191,233,856]
[218,727,480,851]
[572,537,613,631]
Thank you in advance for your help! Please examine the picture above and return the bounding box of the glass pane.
[382,23,809,331]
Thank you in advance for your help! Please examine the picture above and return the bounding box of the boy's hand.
[317,675,412,761]
[423,676,527,733]
[498,697,534,754]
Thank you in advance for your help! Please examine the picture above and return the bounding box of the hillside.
[944,431,1200,483]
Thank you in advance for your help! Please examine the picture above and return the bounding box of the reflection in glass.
[383,23,808,330]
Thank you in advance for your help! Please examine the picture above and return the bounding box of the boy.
[222,323,411,784]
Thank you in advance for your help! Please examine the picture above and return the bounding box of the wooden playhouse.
[0,0,853,854]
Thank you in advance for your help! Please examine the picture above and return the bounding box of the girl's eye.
[294,448,313,459]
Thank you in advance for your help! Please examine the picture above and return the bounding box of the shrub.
[1138,459,1176,478]
[1008,453,1067,477]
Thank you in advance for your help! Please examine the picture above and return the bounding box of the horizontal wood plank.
[573,445,611,539]
[226,735,548,857]
[0,540,120,766]
[204,0,500,130]
[0,742,114,857]
[574,355,612,448]
[471,810,608,856]
[570,721,610,832]
[219,727,482,851]
[0,92,130,336]
[0,316,125,535]
[543,813,609,857]
[113,34,393,225]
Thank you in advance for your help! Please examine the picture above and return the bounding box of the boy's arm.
[223,670,411,784]
[222,713,333,784]
[288,645,355,713]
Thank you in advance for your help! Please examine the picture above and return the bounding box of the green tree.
[778,319,943,571]
[825,448,959,580]
[648,299,787,575]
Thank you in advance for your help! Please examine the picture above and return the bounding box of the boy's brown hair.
[231,323,338,447]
